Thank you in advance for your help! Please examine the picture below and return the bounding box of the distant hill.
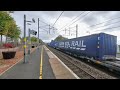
[54,35,68,41]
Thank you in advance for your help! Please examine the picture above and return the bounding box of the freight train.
[48,33,117,61]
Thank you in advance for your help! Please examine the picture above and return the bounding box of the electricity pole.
[49,25,50,34]
[76,24,78,38]
[38,18,40,49]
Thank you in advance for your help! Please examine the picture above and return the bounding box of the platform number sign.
[30,30,37,35]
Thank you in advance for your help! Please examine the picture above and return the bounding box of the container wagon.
[50,33,117,61]
[49,40,59,49]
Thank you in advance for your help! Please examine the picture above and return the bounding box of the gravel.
[48,46,117,79]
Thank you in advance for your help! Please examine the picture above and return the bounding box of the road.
[0,45,55,79]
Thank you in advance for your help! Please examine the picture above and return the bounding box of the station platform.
[0,45,79,79]
[43,45,79,79]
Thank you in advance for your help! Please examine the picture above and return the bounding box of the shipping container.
[117,45,120,53]
[98,33,117,60]
[50,33,117,61]
[49,40,59,48]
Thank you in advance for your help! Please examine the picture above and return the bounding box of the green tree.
[39,39,43,43]
[0,11,14,43]
[54,35,68,41]
[0,11,21,46]
[7,26,21,39]
[31,36,38,42]
[9,26,21,46]
[14,27,21,39]
[21,37,43,44]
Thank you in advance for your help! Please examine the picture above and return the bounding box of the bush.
[3,43,14,48]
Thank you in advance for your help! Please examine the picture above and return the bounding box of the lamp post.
[76,24,78,38]
[23,14,35,63]
[23,14,27,63]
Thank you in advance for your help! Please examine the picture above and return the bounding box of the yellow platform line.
[39,46,43,79]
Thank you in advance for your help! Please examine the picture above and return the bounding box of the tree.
[0,11,21,47]
[0,11,14,43]
[4,20,21,46]
[7,25,21,39]
[54,35,68,41]
[20,36,43,45]
[39,39,43,43]
[9,26,21,46]
[31,36,38,42]
[14,27,21,39]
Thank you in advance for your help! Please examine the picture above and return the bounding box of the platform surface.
[0,45,78,79]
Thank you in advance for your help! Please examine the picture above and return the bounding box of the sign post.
[28,29,37,55]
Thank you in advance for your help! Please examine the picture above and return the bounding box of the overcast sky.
[7,11,120,44]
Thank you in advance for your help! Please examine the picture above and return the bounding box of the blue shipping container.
[54,33,117,61]
[49,40,59,48]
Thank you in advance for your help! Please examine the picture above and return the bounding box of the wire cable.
[38,19,49,25]
[86,16,120,28]
[68,11,91,27]
[59,11,86,30]
[94,25,120,32]
[57,11,91,36]
[89,20,120,30]
[52,11,64,27]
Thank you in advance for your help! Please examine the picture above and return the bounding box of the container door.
[99,33,117,60]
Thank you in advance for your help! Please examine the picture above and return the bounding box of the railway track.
[47,46,117,79]
[59,55,96,79]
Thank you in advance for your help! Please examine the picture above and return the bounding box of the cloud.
[82,11,110,26]
[62,11,83,18]
[10,11,120,44]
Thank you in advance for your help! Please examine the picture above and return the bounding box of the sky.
[6,11,120,44]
